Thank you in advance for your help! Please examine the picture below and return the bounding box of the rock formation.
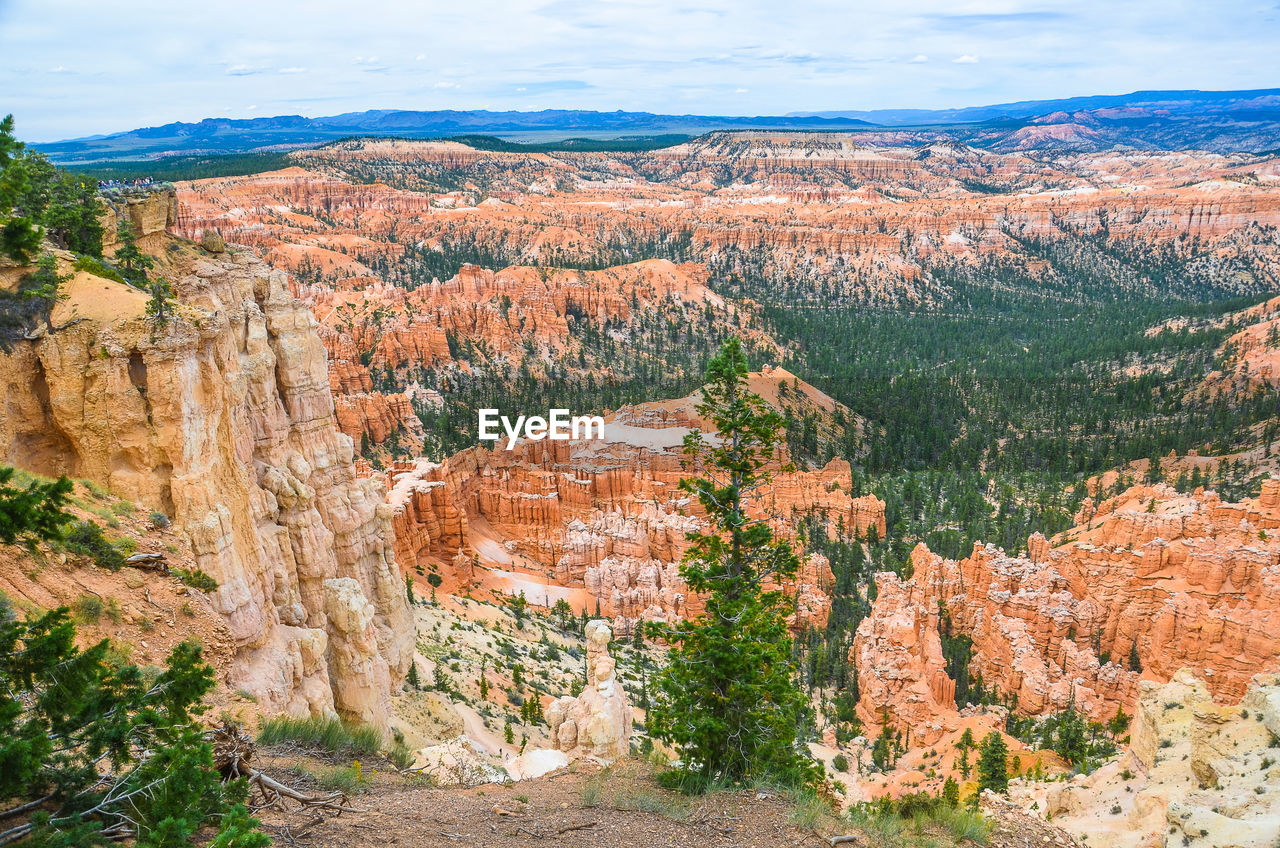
[855,480,1280,738]
[0,198,412,728]
[546,620,632,761]
[1024,669,1280,848]
[374,380,884,633]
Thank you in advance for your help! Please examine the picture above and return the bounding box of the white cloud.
[2,0,1279,141]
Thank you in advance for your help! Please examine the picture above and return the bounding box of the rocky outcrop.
[1028,669,1280,848]
[334,390,426,447]
[852,571,958,744]
[0,230,412,728]
[546,620,632,761]
[855,481,1280,735]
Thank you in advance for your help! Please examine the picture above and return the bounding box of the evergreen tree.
[977,731,1010,795]
[0,465,72,547]
[942,776,960,808]
[0,470,267,845]
[0,114,42,263]
[647,338,820,790]
[406,661,421,689]
[1127,642,1142,672]
[113,220,152,286]
[145,276,175,326]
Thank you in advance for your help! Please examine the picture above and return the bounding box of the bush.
[64,519,127,570]
[0,606,267,845]
[149,510,171,528]
[74,255,128,284]
[832,753,850,772]
[174,567,219,592]
[257,716,382,757]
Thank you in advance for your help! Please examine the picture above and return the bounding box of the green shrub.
[73,255,128,285]
[64,520,126,570]
[257,716,382,757]
[174,567,219,592]
[149,510,171,528]
[316,763,369,795]
[71,593,104,624]
[832,753,850,772]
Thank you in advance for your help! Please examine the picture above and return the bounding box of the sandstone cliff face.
[0,212,411,728]
[855,481,1280,737]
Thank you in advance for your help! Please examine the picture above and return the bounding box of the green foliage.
[0,114,104,262]
[173,568,218,592]
[73,255,127,285]
[0,607,265,845]
[1006,696,1117,772]
[831,753,850,772]
[113,220,153,287]
[145,276,175,325]
[0,466,72,547]
[847,792,991,848]
[64,520,127,571]
[647,339,820,791]
[256,716,382,757]
[977,732,1010,795]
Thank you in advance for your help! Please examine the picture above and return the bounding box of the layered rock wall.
[0,223,412,728]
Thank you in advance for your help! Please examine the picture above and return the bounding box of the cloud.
[508,79,592,95]
[3,0,1280,141]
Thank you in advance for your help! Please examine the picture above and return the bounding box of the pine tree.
[406,661,421,689]
[942,776,960,808]
[647,338,820,790]
[479,658,489,700]
[0,115,42,263]
[1127,642,1142,672]
[145,275,175,326]
[977,731,1010,795]
[504,720,514,745]
[0,465,72,546]
[406,575,415,605]
[0,470,267,845]
[113,220,153,286]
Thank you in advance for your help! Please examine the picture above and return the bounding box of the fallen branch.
[828,835,863,846]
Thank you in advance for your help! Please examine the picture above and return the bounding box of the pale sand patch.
[51,271,147,326]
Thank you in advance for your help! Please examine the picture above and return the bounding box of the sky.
[2,0,1279,142]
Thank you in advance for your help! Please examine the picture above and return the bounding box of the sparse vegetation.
[257,715,383,757]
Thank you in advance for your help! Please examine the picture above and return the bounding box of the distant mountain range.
[36,88,1280,163]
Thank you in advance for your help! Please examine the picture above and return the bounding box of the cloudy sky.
[2,0,1279,142]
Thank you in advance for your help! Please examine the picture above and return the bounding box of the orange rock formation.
[855,480,1280,741]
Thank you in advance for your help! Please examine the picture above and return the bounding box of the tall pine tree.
[647,338,819,790]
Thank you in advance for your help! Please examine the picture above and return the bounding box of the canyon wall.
[0,196,412,728]
[855,480,1280,742]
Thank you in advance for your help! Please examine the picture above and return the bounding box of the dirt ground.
[252,758,1081,848]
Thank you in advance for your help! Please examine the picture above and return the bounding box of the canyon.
[4,127,1280,848]
[375,368,885,634]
